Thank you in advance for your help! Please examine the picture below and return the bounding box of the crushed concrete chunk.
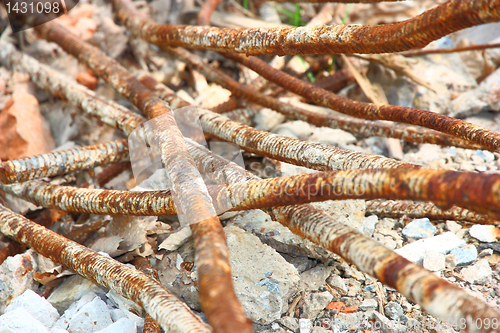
[5,289,59,328]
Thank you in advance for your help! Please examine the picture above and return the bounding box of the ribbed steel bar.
[0,41,142,135]
[6,165,500,221]
[0,204,211,333]
[112,0,500,56]
[162,47,486,150]
[403,42,500,57]
[0,139,129,185]
[223,53,500,153]
[366,200,499,224]
[132,257,162,333]
[34,20,253,333]
[185,139,500,333]
[272,0,403,2]
[135,71,418,171]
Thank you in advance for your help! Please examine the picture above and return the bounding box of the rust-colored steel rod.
[132,257,162,333]
[0,204,211,333]
[6,166,500,220]
[366,200,499,225]
[163,47,485,150]
[0,208,66,265]
[197,0,224,26]
[0,160,131,265]
[35,20,253,333]
[135,70,419,171]
[186,140,500,333]
[0,139,129,185]
[209,96,239,114]
[403,42,500,57]
[223,53,500,153]
[0,41,142,135]
[112,0,500,56]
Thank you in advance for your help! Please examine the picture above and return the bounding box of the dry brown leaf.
[0,93,56,160]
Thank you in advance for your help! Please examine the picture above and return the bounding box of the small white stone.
[359,298,378,311]
[299,318,312,333]
[0,252,38,313]
[50,328,69,333]
[48,275,107,312]
[423,251,446,271]
[446,220,462,233]
[361,215,378,237]
[254,108,286,131]
[272,121,314,140]
[5,289,60,328]
[461,259,492,284]
[308,127,357,147]
[0,307,50,333]
[95,318,136,333]
[395,232,465,264]
[68,296,113,333]
[469,225,500,243]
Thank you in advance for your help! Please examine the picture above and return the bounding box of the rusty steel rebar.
[223,52,500,153]
[161,46,487,150]
[272,0,403,2]
[6,164,500,221]
[132,257,162,333]
[0,139,129,185]
[34,20,253,333]
[0,203,211,333]
[197,0,224,26]
[403,42,500,57]
[112,0,500,56]
[0,160,132,265]
[135,70,419,171]
[366,200,499,225]
[185,139,500,333]
[209,96,239,114]
[0,41,143,135]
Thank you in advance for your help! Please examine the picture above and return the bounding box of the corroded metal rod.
[162,46,486,150]
[112,0,500,56]
[34,20,253,333]
[0,204,211,333]
[366,200,499,225]
[0,139,129,185]
[186,139,500,333]
[6,166,500,221]
[223,52,500,152]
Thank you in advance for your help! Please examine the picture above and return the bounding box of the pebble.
[48,275,107,312]
[299,265,334,292]
[308,127,357,147]
[423,251,446,271]
[299,318,312,333]
[0,307,50,333]
[445,220,462,233]
[368,310,405,333]
[225,224,300,324]
[0,252,38,313]
[468,225,500,243]
[67,296,113,333]
[445,254,459,269]
[4,289,60,328]
[254,108,286,131]
[278,316,298,332]
[395,232,465,264]
[272,121,314,140]
[359,298,378,311]
[460,259,493,284]
[361,215,378,237]
[384,302,404,321]
[326,275,348,295]
[450,246,478,266]
[95,318,137,333]
[302,291,333,319]
[402,218,436,239]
